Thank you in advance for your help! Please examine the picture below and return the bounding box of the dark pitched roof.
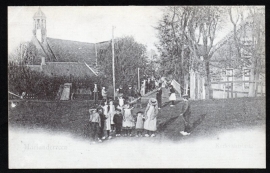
[46,37,97,65]
[41,62,98,77]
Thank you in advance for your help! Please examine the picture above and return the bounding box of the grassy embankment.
[8,97,265,141]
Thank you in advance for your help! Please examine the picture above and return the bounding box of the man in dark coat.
[156,83,162,109]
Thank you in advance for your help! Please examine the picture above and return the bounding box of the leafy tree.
[225,6,264,96]
[156,6,225,98]
[8,42,39,65]
[97,36,148,91]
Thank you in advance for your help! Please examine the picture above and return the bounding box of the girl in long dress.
[169,85,176,107]
[144,98,159,137]
[102,101,112,139]
[109,100,116,132]
[122,103,135,136]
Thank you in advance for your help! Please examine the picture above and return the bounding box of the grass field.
[8,97,266,142]
[8,97,266,168]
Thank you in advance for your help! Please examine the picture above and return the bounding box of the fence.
[211,80,265,99]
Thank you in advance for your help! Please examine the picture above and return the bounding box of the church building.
[29,7,110,78]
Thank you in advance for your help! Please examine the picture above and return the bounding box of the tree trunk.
[248,67,255,97]
[204,60,211,99]
[180,47,185,96]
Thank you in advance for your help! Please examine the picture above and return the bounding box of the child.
[101,87,107,101]
[135,111,144,137]
[113,108,123,136]
[97,107,105,140]
[118,95,125,107]
[101,101,112,139]
[180,94,191,136]
[122,103,135,137]
[144,98,159,137]
[89,109,102,143]
[108,100,116,132]
[169,85,176,107]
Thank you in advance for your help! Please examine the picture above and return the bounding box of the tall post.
[20,43,23,64]
[112,26,115,100]
[95,43,97,66]
[138,68,140,90]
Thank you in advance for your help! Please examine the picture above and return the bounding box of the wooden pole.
[260,81,263,96]
[231,82,233,98]
[223,83,226,98]
[227,75,229,98]
[112,26,115,100]
[95,43,97,66]
[138,68,140,91]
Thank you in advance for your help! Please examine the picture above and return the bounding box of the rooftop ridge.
[47,37,96,45]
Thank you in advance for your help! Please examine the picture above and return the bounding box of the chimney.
[41,57,46,65]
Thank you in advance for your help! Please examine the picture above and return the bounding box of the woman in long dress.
[144,98,159,137]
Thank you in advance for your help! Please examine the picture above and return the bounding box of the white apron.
[122,108,134,128]
[169,93,176,101]
[109,105,115,124]
[103,105,111,130]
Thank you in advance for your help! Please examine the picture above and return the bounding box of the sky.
[8,6,165,54]
[8,6,256,56]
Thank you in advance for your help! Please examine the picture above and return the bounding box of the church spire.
[33,7,46,43]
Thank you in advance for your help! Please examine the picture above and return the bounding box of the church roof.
[46,37,110,67]
[29,62,98,77]
[33,7,46,19]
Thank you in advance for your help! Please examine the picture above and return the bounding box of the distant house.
[189,14,265,100]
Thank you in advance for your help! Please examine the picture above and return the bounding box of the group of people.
[140,76,160,96]
[88,98,159,144]
[88,80,192,144]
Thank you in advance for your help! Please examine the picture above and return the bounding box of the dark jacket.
[113,113,123,124]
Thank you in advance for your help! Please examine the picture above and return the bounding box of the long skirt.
[144,106,157,131]
[169,93,176,101]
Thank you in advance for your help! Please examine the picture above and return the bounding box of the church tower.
[33,7,46,43]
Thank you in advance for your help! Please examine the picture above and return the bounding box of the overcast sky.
[8,6,166,54]
[8,6,256,55]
